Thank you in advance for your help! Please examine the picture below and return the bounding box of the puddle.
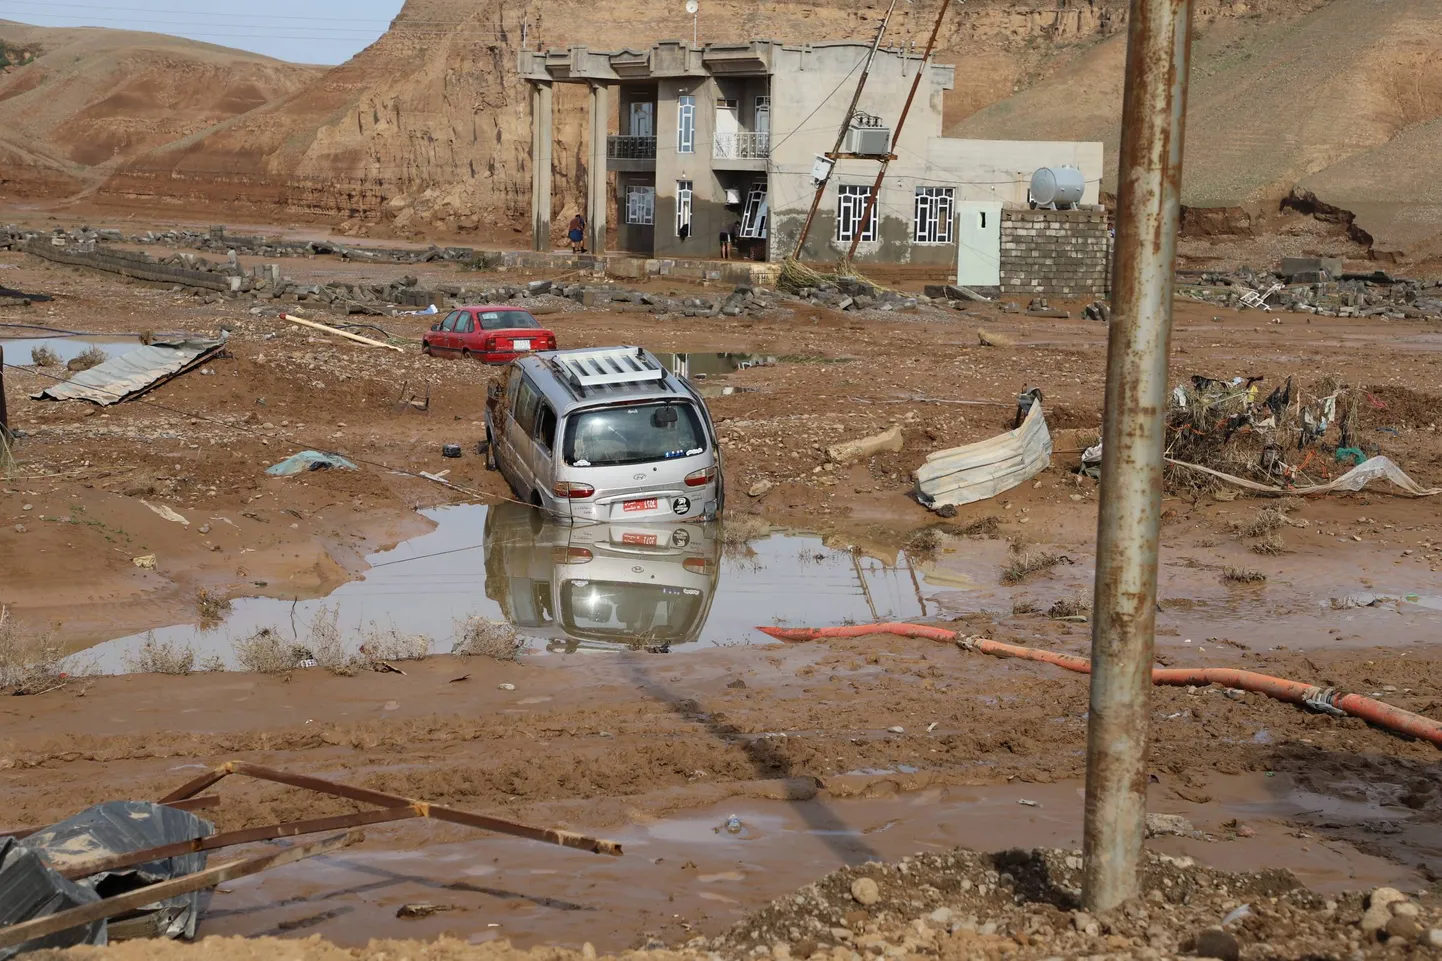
[0,335,144,366]
[656,352,775,398]
[194,775,1419,952]
[89,502,934,672]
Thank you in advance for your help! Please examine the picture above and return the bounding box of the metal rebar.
[1082,0,1193,914]
[845,0,954,263]
[789,0,899,260]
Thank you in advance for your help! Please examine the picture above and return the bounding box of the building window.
[677,95,695,154]
[626,185,655,226]
[835,184,877,243]
[913,186,955,244]
[676,180,693,237]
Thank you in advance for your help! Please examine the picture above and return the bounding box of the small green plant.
[452,616,523,661]
[124,633,195,675]
[30,345,59,367]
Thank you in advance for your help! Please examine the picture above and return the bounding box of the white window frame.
[740,182,768,239]
[677,95,695,154]
[676,180,693,237]
[835,184,877,243]
[626,185,655,226]
[913,186,955,244]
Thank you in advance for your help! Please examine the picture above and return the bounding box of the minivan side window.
[514,377,540,435]
[534,403,558,452]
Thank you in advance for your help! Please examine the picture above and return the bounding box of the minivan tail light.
[551,547,593,563]
[683,557,716,575]
[553,481,595,498]
[684,466,717,487]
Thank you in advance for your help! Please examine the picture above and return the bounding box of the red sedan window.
[456,314,475,333]
[478,310,540,331]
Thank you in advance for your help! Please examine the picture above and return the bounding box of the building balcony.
[608,135,656,159]
[713,131,769,160]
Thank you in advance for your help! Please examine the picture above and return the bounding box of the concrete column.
[530,82,553,252]
[587,83,609,256]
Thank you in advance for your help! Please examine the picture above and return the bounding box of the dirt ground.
[3,232,1442,959]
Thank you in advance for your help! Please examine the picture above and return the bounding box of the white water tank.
[1029,165,1086,209]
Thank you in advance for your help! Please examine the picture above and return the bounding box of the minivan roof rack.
[549,346,668,392]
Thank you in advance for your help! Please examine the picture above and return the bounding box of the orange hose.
[757,623,1442,747]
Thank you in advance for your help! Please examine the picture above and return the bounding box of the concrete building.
[518,40,1105,285]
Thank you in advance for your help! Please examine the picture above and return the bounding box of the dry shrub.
[905,527,943,560]
[196,588,232,624]
[1002,548,1063,585]
[722,515,771,559]
[232,627,295,674]
[360,622,432,665]
[67,345,108,372]
[453,616,524,661]
[198,654,227,673]
[1048,592,1092,619]
[0,607,69,694]
[305,604,358,675]
[1231,507,1288,538]
[957,516,1002,538]
[29,345,59,367]
[1250,532,1286,556]
[1011,599,1040,616]
[1221,567,1267,585]
[124,633,195,675]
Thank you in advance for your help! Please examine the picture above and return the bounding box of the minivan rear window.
[564,402,706,467]
[478,310,541,331]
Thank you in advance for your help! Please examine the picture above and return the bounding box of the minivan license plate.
[623,498,659,512]
[513,339,531,351]
[621,532,658,546]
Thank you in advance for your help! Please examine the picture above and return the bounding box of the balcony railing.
[713,131,770,160]
[607,135,657,160]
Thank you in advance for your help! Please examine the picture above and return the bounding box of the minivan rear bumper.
[565,481,721,524]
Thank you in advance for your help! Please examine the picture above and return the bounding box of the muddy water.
[197,773,1419,951]
[89,503,932,672]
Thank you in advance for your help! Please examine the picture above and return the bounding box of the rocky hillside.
[0,21,320,202]
[952,0,1442,260]
[88,0,1314,242]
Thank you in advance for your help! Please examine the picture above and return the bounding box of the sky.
[7,0,409,65]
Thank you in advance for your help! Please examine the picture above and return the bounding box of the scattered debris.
[396,902,456,919]
[826,424,903,466]
[32,337,225,406]
[265,451,359,476]
[976,328,1015,348]
[140,501,189,526]
[282,313,403,351]
[915,400,1052,510]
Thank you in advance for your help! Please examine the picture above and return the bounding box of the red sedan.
[422,306,557,362]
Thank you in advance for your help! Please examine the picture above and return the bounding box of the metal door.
[955,201,1002,288]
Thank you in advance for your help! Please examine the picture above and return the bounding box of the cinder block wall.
[1000,209,1111,298]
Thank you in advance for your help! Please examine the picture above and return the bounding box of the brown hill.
[90,0,1307,241]
[950,0,1442,259]
[0,21,320,201]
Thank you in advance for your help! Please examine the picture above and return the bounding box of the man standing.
[568,211,587,253]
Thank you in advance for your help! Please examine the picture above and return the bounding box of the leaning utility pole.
[789,0,900,261]
[845,0,953,264]
[1083,0,1194,913]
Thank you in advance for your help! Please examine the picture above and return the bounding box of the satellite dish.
[685,0,699,14]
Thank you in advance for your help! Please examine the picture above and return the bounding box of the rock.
[1194,928,1240,961]
[1393,902,1421,918]
[1369,887,1407,910]
[977,328,1015,348]
[1360,903,1394,936]
[771,943,791,961]
[977,921,998,937]
[1073,913,1101,937]
[1384,915,1423,942]
[497,682,516,691]
[887,726,904,734]
[1144,812,1195,837]
[850,877,880,906]
[748,479,774,497]
[726,678,747,689]
[581,943,597,960]
[1423,929,1442,949]
[934,504,958,519]
[928,908,954,926]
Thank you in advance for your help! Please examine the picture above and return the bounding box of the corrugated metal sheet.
[914,402,1052,508]
[33,338,224,406]
[0,802,213,957]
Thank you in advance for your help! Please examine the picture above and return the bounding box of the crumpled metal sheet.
[0,802,213,957]
[32,338,224,406]
[914,402,1053,508]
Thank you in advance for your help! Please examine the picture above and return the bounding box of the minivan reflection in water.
[483,502,721,652]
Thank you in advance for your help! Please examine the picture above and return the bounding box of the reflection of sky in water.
[88,504,930,673]
[0,336,143,365]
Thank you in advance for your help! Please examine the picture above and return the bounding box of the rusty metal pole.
[845,0,953,264]
[1082,0,1193,914]
[0,345,9,441]
[789,0,900,261]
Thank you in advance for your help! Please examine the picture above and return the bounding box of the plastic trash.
[265,450,360,476]
[723,815,743,834]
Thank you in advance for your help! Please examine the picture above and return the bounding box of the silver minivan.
[483,346,724,523]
